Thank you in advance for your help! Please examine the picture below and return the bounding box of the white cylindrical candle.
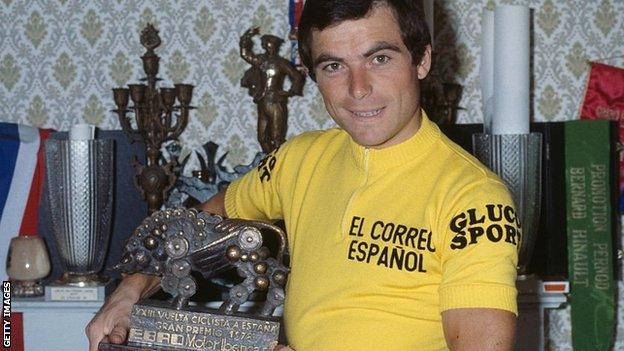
[492,5,530,135]
[481,8,494,133]
[69,123,96,140]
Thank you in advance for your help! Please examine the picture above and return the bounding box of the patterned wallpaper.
[0,0,336,167]
[1,0,623,349]
[435,0,624,126]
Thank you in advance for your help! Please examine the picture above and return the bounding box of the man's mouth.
[350,107,385,118]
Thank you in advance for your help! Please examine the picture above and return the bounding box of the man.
[87,1,519,350]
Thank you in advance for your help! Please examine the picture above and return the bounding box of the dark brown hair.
[298,0,432,81]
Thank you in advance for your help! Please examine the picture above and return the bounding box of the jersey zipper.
[341,148,370,239]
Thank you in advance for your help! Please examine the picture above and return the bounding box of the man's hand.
[86,273,160,351]
[442,308,516,351]
[86,290,134,350]
[86,190,225,351]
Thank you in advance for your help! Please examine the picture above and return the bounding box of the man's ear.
[417,45,432,80]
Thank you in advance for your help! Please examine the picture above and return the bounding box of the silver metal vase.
[44,139,114,286]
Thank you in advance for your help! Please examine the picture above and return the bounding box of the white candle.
[69,123,96,140]
[492,5,530,135]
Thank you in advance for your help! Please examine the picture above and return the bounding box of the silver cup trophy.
[472,133,542,275]
[44,139,114,291]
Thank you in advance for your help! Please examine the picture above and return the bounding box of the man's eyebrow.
[312,42,402,67]
[313,54,344,68]
[363,42,402,57]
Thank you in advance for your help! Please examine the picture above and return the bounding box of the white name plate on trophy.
[45,284,111,301]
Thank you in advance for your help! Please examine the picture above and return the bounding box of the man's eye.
[373,55,391,64]
[323,62,342,72]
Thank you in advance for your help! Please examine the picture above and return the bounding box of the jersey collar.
[347,110,441,175]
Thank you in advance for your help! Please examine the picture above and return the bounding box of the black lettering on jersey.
[257,146,280,183]
[347,240,426,273]
[348,216,365,237]
[368,220,435,253]
[345,216,434,273]
[449,204,521,250]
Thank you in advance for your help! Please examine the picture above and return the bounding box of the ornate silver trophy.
[98,207,289,351]
[44,138,115,299]
[472,133,542,275]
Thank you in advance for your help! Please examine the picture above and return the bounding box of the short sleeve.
[437,178,519,315]
[224,142,290,221]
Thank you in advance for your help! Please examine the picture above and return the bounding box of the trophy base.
[56,272,109,286]
[11,281,44,298]
[45,278,114,301]
[99,300,280,351]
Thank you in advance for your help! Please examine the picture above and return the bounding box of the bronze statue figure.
[240,27,305,153]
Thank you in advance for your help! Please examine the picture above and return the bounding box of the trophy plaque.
[99,208,289,350]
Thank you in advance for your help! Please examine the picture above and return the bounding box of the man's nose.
[348,68,372,100]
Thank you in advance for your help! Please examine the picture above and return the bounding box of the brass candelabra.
[112,24,194,214]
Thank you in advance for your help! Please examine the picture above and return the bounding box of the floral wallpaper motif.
[1,1,623,348]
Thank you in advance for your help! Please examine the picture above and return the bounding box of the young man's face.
[310,5,431,149]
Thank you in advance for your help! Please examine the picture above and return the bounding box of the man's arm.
[86,273,161,351]
[436,177,519,350]
[86,188,229,350]
[198,186,227,216]
[442,308,516,351]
